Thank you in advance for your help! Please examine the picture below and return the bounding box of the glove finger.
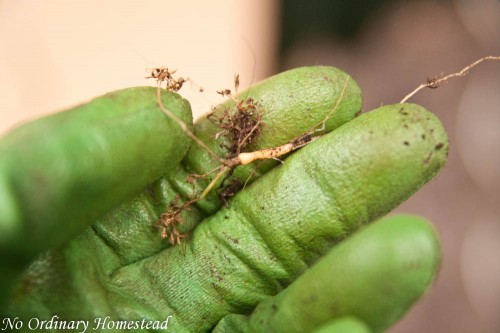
[0,88,192,266]
[215,215,439,333]
[106,103,447,332]
[213,315,371,333]
[312,318,372,333]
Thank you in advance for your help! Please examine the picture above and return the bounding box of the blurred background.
[0,0,499,332]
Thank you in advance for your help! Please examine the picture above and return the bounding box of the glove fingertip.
[312,317,372,333]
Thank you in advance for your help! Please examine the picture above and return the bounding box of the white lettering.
[45,315,59,329]
[93,316,109,330]
[115,320,128,329]
[90,316,173,331]
[79,320,89,333]
[1,317,23,330]
[162,315,173,329]
[28,318,40,330]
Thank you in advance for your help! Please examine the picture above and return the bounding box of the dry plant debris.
[156,194,190,246]
[208,97,263,158]
[400,56,500,103]
[146,67,345,244]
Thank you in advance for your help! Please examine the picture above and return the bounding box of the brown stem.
[156,85,224,164]
[400,56,500,103]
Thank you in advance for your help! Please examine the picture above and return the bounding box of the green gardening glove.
[0,67,448,332]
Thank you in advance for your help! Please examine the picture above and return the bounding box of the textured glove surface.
[0,67,447,333]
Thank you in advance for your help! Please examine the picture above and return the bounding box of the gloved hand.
[0,66,447,333]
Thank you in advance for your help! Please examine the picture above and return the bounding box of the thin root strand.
[401,56,500,103]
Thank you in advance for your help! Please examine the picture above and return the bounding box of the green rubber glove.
[0,67,447,333]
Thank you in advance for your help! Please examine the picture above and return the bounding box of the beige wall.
[0,0,279,134]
